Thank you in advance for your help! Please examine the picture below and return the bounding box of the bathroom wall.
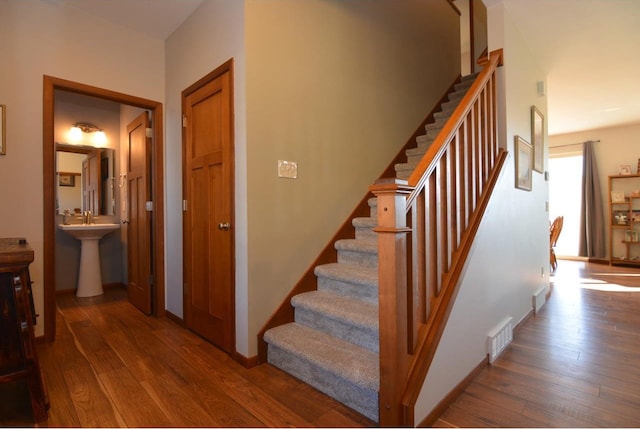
[54,92,123,292]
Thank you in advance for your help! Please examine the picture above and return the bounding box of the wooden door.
[127,112,153,314]
[183,63,235,354]
[82,150,100,214]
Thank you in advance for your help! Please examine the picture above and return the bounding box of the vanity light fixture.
[69,122,107,146]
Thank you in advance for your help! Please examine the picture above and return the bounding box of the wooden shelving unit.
[608,174,640,266]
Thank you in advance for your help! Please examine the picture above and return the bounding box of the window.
[549,154,583,257]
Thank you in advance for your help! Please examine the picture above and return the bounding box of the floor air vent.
[487,317,513,363]
[533,286,546,313]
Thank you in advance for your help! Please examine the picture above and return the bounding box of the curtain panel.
[579,141,606,258]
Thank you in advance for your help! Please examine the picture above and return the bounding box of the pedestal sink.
[59,223,120,297]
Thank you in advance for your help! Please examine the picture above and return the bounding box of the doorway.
[43,76,165,341]
[182,61,235,354]
[549,154,583,257]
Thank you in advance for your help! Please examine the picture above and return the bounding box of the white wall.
[414,1,550,423]
[0,0,165,336]
[550,122,640,259]
[164,0,248,351]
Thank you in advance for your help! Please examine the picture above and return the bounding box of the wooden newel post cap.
[369,178,414,196]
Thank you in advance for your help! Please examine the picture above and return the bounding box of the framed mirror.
[56,143,115,216]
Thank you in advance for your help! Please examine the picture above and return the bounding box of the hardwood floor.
[0,289,374,427]
[434,259,640,427]
[3,260,639,427]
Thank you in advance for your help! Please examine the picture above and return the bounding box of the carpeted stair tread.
[396,171,411,180]
[315,262,378,287]
[265,323,379,421]
[395,162,418,175]
[415,134,431,146]
[264,323,379,391]
[433,109,453,121]
[368,197,378,218]
[425,121,445,132]
[406,144,429,158]
[442,98,464,112]
[292,290,379,352]
[335,238,377,254]
[425,125,445,138]
[455,74,477,88]
[352,216,377,229]
[335,238,378,267]
[352,216,377,240]
[292,290,378,330]
[315,262,378,303]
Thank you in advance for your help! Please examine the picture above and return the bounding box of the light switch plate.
[278,160,297,179]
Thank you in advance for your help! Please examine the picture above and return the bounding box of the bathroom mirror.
[56,144,116,216]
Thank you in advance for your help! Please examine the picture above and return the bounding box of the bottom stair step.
[264,323,379,422]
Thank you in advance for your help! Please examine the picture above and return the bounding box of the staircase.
[263,74,478,422]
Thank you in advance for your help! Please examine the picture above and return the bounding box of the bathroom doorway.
[42,76,166,341]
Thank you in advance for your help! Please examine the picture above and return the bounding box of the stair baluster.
[371,49,506,426]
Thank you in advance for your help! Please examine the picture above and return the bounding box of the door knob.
[218,222,230,231]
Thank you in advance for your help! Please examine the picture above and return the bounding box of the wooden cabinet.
[608,174,640,265]
[0,238,48,422]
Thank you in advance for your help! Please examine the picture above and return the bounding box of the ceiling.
[503,0,640,136]
[58,0,203,40]
[58,0,640,137]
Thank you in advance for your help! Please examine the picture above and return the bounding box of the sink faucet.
[83,211,94,224]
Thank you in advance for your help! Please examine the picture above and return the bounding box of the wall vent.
[533,286,546,313]
[487,317,513,363]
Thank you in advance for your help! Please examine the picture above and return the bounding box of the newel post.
[370,178,414,426]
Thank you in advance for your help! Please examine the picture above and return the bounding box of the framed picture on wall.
[531,105,544,173]
[515,135,532,191]
[58,172,76,187]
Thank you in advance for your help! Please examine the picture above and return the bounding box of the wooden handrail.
[371,49,505,426]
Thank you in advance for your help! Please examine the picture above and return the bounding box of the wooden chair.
[550,216,564,272]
